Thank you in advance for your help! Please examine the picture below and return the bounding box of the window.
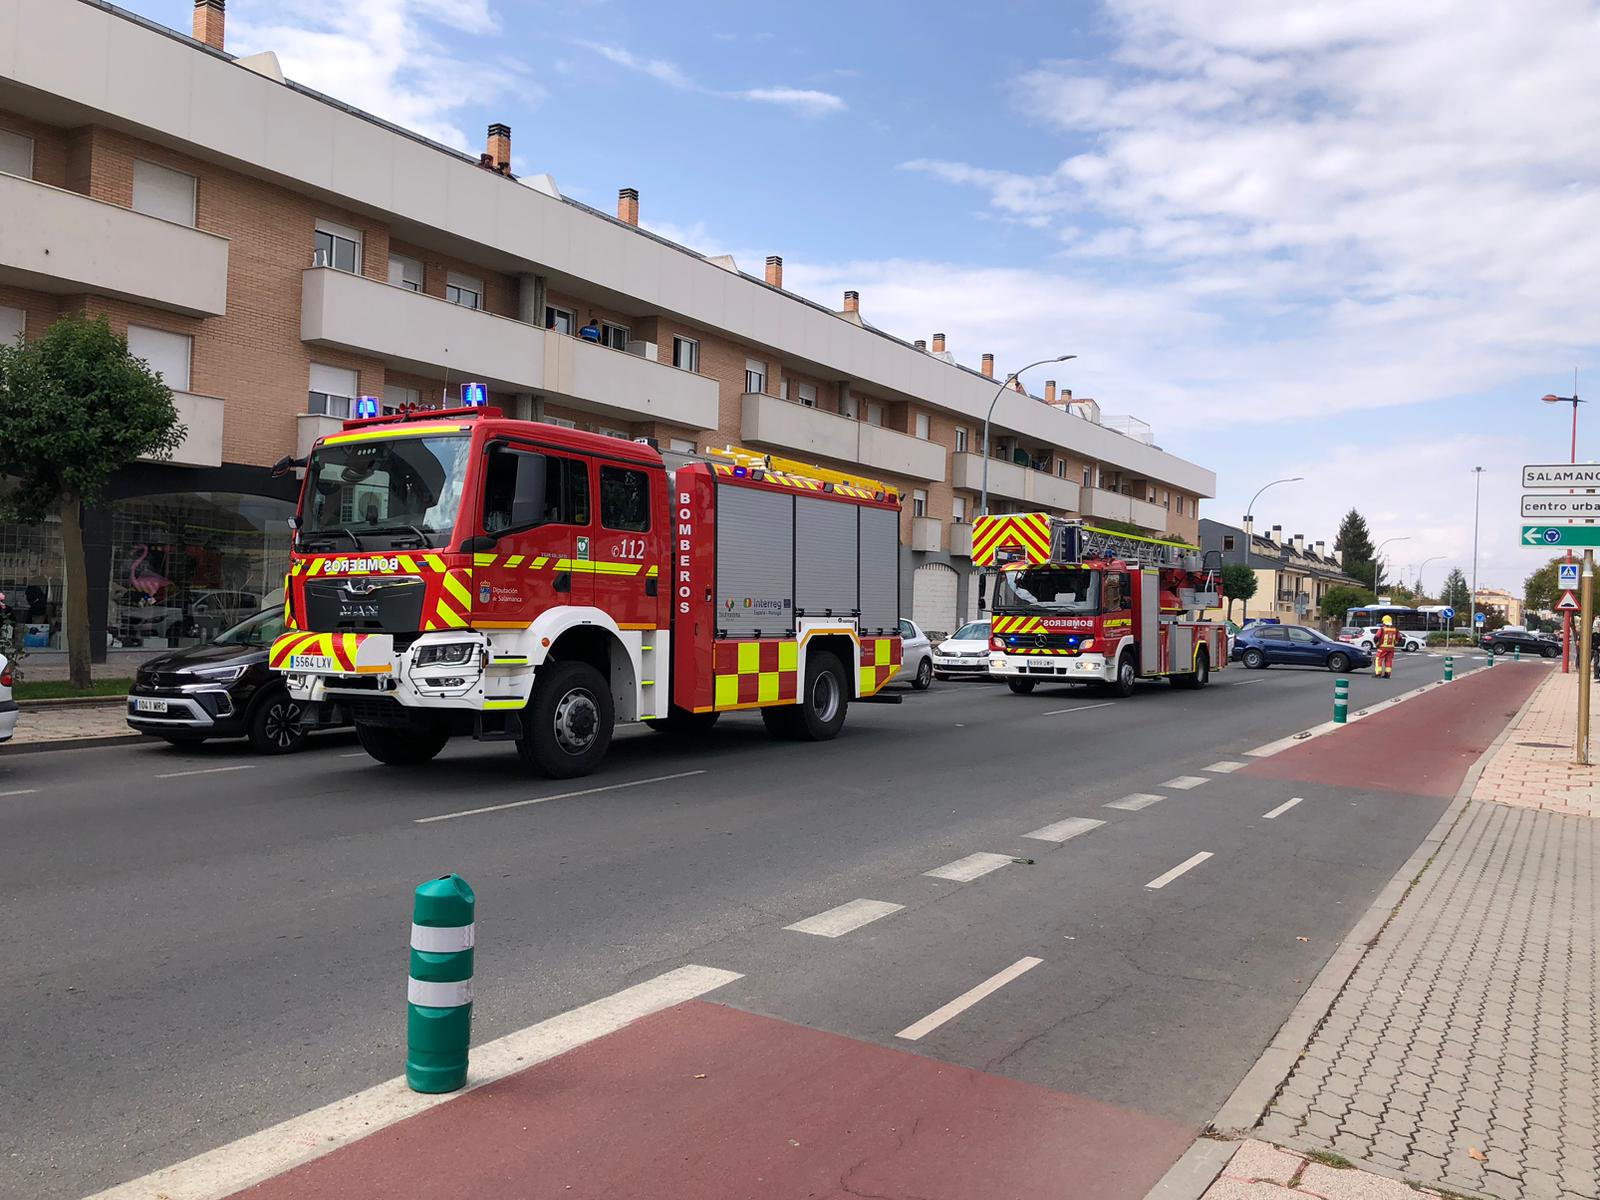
[598,427,631,441]
[668,438,695,454]
[840,392,858,419]
[481,448,589,532]
[1222,534,1237,552]
[546,305,576,335]
[912,489,927,518]
[0,128,33,178]
[1257,626,1290,642]
[601,321,631,350]
[131,159,196,226]
[914,413,930,439]
[1055,459,1066,478]
[1163,489,1170,509]
[1287,627,1318,645]
[600,465,651,532]
[445,271,483,310]
[745,358,766,395]
[0,305,22,346]
[672,336,699,372]
[796,382,817,408]
[385,385,420,414]
[866,401,884,427]
[1082,467,1092,488]
[545,416,577,429]
[954,426,968,453]
[388,254,423,292]
[952,496,967,524]
[126,325,192,392]
[308,363,358,418]
[779,379,789,400]
[314,218,361,274]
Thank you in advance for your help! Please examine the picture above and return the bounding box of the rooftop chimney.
[617,187,639,226]
[765,255,783,288]
[1044,380,1057,405]
[981,353,994,378]
[1270,524,1282,542]
[843,290,859,313]
[1293,533,1305,552]
[193,0,224,50]
[1315,540,1326,557]
[932,333,946,353]
[1243,516,1255,537]
[914,339,926,351]
[486,123,511,173]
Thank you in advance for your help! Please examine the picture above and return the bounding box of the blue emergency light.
[354,396,380,419]
[461,381,488,408]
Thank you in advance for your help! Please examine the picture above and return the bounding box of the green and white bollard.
[1334,677,1349,724]
[1487,647,1496,666]
[407,873,475,1094]
[1444,656,1454,682]
[1514,645,1521,662]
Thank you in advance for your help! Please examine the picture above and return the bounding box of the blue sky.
[123,0,1600,594]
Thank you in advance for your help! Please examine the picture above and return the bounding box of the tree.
[0,316,184,686]
[1524,556,1564,614]
[1441,568,1471,614]
[1220,562,1258,621]
[1334,509,1377,588]
[1321,584,1376,623]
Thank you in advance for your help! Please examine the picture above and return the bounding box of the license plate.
[134,698,169,713]
[290,654,335,672]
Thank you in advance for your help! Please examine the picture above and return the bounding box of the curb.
[8,732,144,754]
[17,695,128,711]
[1141,668,1549,1200]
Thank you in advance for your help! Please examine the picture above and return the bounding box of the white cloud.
[573,39,696,90]
[573,40,845,116]
[740,87,847,117]
[230,0,529,152]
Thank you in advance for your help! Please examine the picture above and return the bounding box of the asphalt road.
[0,649,1517,1198]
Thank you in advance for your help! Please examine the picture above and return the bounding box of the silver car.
[898,618,934,689]
[934,620,993,680]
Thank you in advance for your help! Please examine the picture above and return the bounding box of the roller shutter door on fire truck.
[716,485,795,638]
[912,562,959,643]
[795,497,858,618]
[858,505,899,637]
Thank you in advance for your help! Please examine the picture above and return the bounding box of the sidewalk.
[6,700,136,750]
[1204,667,1598,1200]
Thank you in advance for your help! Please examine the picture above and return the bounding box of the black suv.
[128,609,347,752]
[1480,627,1559,658]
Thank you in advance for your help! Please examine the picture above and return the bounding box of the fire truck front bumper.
[277,631,525,713]
[988,651,1112,682]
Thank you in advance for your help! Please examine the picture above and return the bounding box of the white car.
[933,620,993,680]
[1343,625,1426,653]
[0,653,16,743]
[897,619,934,689]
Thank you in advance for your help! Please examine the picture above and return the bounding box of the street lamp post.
[979,355,1076,516]
[1542,390,1582,674]
[1239,476,1303,624]
[1470,466,1485,642]
[1416,554,1444,597]
[1374,536,1409,596]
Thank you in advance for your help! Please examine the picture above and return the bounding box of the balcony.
[949,523,973,558]
[300,268,719,430]
[740,393,947,482]
[911,517,943,552]
[0,173,229,317]
[950,453,1080,512]
[297,413,343,461]
[1079,487,1170,533]
[142,391,224,468]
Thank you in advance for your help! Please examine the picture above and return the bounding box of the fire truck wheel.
[644,708,721,736]
[1172,650,1209,690]
[355,721,449,765]
[1007,679,1036,695]
[1111,651,1138,697]
[518,660,614,777]
[764,651,848,741]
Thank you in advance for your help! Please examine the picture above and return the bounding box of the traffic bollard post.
[1334,678,1349,724]
[1487,647,1496,666]
[1514,644,1521,662]
[1444,656,1453,682]
[407,873,475,1094]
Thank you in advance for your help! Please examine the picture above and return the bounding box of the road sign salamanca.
[1524,463,1600,489]
[1523,525,1600,548]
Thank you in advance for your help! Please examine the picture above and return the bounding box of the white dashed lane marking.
[1262,797,1304,820]
[1204,760,1246,773]
[1161,776,1210,790]
[1105,793,1164,812]
[1024,817,1105,843]
[1041,702,1115,717]
[924,852,1015,883]
[416,770,708,823]
[785,899,904,938]
[896,957,1044,1041]
[155,765,256,780]
[1145,851,1213,890]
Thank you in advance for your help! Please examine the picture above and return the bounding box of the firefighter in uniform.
[1373,614,1400,678]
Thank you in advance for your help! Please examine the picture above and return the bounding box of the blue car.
[1231,623,1371,672]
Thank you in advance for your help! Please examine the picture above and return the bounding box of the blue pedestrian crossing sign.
[1560,563,1581,588]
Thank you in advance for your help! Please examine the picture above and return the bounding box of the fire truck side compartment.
[715,484,796,638]
[795,496,859,617]
[857,506,899,636]
[1139,568,1161,673]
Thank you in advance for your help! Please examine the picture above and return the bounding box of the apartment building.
[0,0,1215,660]
[1200,518,1364,625]
[1473,587,1525,627]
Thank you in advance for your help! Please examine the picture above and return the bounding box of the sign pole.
[1578,550,1594,765]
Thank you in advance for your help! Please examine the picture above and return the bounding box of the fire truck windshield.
[993,566,1102,615]
[300,434,471,551]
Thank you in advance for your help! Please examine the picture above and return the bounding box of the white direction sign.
[1524,463,1600,489]
[1522,494,1600,521]
[1561,563,1581,588]
[1558,591,1581,612]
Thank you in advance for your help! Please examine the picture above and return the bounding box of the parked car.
[0,653,16,744]
[1481,627,1560,658]
[933,620,993,681]
[118,589,263,647]
[1233,623,1371,672]
[1339,625,1426,653]
[897,619,934,689]
[127,608,347,752]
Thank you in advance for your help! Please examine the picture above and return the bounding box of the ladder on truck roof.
[1051,520,1199,570]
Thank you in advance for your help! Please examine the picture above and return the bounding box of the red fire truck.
[269,408,904,776]
[972,514,1226,695]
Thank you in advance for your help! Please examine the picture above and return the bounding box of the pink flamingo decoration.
[128,544,172,601]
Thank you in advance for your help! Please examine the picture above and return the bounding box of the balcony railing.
[141,391,225,468]
[949,523,974,558]
[950,453,1080,512]
[1079,487,1169,533]
[911,516,943,552]
[740,393,947,481]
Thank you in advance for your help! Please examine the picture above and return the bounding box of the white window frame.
[545,416,578,429]
[914,412,930,440]
[598,427,631,441]
[672,336,699,372]
[866,401,884,427]
[388,254,423,292]
[546,305,577,335]
[954,426,968,453]
[796,382,817,408]
[1055,458,1066,479]
[385,384,421,414]
[126,325,192,392]
[779,379,789,400]
[0,305,23,346]
[0,128,33,179]
[912,488,928,518]
[308,363,359,419]
[313,218,362,274]
[131,159,197,227]
[445,271,483,311]
[601,321,630,351]
[1083,466,1092,488]
[744,358,767,395]
[840,392,858,419]
[668,438,695,454]
[952,496,967,524]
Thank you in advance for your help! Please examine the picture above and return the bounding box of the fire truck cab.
[973,514,1227,696]
[270,407,903,777]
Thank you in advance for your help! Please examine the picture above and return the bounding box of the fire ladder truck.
[972,513,1227,696]
[268,407,904,778]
